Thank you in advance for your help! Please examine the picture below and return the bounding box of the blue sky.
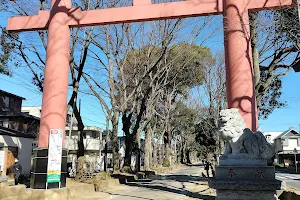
[0,11,299,134]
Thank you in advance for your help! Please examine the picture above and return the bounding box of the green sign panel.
[47,173,61,183]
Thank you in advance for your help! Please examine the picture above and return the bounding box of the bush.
[95,172,111,180]
[122,166,132,173]
[162,159,170,167]
[273,162,285,168]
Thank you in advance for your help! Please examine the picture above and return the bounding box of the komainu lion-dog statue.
[218,108,274,159]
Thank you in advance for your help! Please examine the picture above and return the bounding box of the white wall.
[65,137,101,151]
[0,135,33,176]
[283,138,300,152]
[21,106,41,118]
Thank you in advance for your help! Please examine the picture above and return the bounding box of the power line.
[260,121,300,127]
[82,116,106,126]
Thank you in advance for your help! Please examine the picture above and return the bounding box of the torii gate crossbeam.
[7,0,296,189]
[8,0,294,31]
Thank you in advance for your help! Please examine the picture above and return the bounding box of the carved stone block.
[215,166,275,180]
[209,166,283,200]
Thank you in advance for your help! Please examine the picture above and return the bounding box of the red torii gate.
[7,0,295,148]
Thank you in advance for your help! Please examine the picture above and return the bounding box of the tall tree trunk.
[73,104,85,158]
[112,111,119,172]
[249,12,260,109]
[152,136,157,168]
[136,128,141,172]
[122,113,132,167]
[144,126,152,170]
[186,150,191,164]
[164,121,172,166]
[104,116,110,172]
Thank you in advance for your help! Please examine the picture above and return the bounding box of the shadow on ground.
[107,166,215,200]
[155,174,207,182]
[125,181,215,200]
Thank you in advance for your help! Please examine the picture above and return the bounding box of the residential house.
[65,125,103,172]
[22,106,78,148]
[22,106,105,173]
[0,90,39,177]
[274,129,300,166]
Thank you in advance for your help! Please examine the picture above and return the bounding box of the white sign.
[47,129,63,183]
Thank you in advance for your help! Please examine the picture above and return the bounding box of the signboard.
[47,129,63,183]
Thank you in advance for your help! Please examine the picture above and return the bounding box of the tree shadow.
[125,181,215,200]
[106,192,155,200]
[155,174,207,182]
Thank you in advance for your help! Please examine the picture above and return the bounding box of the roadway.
[276,172,300,190]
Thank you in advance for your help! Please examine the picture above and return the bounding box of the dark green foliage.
[274,8,299,47]
[0,28,19,76]
[195,118,218,158]
[162,159,170,167]
[258,70,286,119]
[254,7,300,119]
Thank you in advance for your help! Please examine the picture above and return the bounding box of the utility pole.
[98,128,102,171]
[67,97,77,154]
[294,148,298,173]
[297,0,300,25]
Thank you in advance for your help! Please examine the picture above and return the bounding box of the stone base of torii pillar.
[209,109,285,199]
[30,148,68,189]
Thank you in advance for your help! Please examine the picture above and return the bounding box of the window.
[14,99,21,111]
[9,98,14,110]
[2,96,9,110]
[92,131,98,138]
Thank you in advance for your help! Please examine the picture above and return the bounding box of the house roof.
[274,129,300,140]
[0,90,26,100]
[0,125,35,139]
[0,112,40,121]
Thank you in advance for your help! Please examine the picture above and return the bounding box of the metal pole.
[295,153,298,173]
[297,0,300,25]
[67,97,76,155]
[99,128,102,171]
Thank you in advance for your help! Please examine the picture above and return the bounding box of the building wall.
[275,139,283,153]
[65,137,102,151]
[0,135,33,176]
[282,138,300,152]
[21,106,41,118]
[65,129,103,153]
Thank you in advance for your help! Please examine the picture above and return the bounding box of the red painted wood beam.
[7,0,295,32]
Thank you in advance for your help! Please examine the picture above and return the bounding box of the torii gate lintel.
[7,0,295,32]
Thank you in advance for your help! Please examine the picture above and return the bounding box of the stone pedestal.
[30,148,68,189]
[209,159,284,200]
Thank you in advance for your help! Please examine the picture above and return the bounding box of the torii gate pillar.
[224,0,257,131]
[34,0,71,189]
[39,0,71,148]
